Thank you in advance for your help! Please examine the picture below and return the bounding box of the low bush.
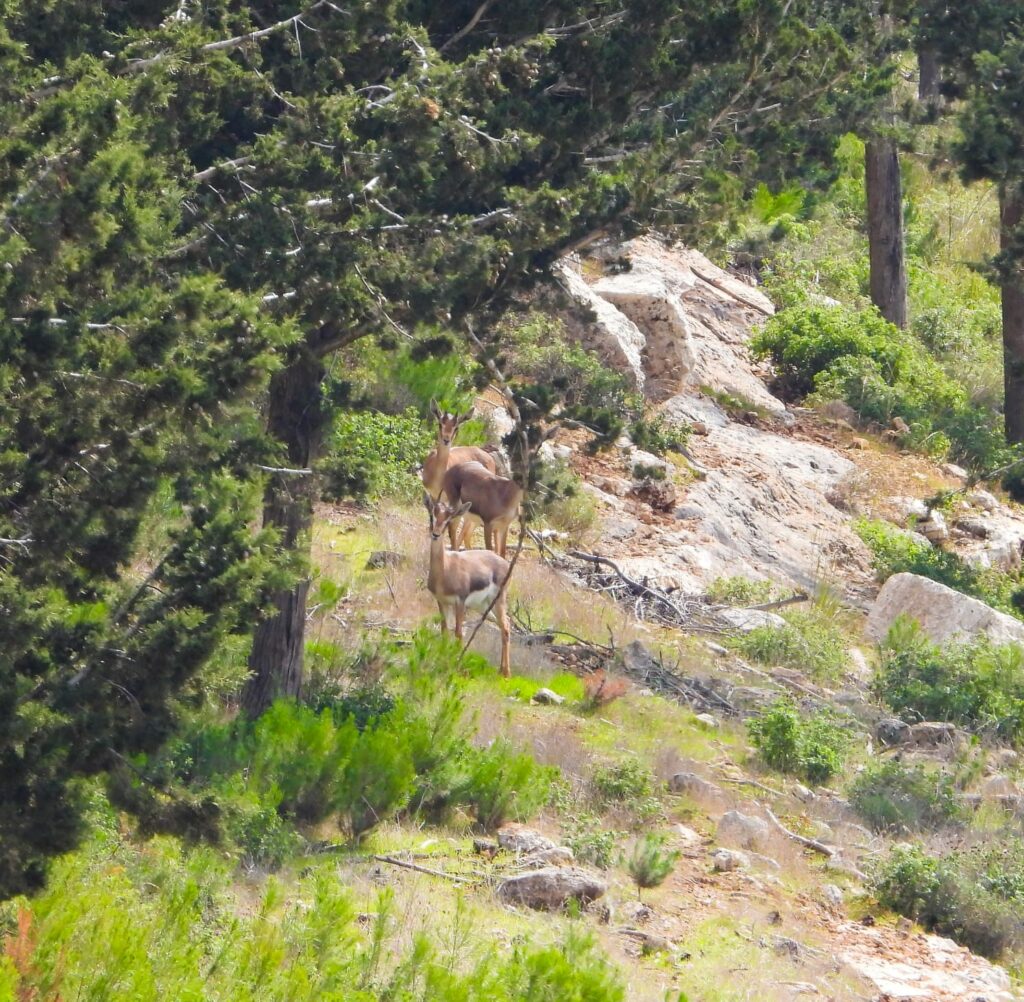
[848,760,963,833]
[591,757,654,805]
[854,518,1023,618]
[457,738,558,830]
[747,699,850,784]
[874,618,1024,743]
[873,842,1024,959]
[752,302,1010,469]
[320,407,433,501]
[629,414,691,457]
[706,575,775,606]
[561,814,623,869]
[734,608,847,681]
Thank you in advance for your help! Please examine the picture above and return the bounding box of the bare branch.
[439,0,494,53]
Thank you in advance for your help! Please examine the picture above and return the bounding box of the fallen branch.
[371,854,477,884]
[743,592,808,612]
[764,807,834,858]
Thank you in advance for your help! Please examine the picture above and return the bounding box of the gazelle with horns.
[422,399,497,498]
[424,493,511,676]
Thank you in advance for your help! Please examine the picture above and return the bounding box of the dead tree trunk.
[241,353,326,717]
[865,136,908,329]
[1001,188,1024,444]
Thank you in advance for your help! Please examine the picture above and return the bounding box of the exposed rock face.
[496,867,607,910]
[714,607,786,634]
[866,572,1024,646]
[554,262,648,392]
[876,717,912,746]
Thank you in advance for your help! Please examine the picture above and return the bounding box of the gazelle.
[422,399,497,497]
[440,460,522,558]
[424,493,511,676]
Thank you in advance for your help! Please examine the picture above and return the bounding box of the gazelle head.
[429,398,473,448]
[424,492,472,541]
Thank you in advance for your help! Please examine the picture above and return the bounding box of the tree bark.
[1001,188,1024,444]
[865,136,908,329]
[917,47,942,110]
[241,353,326,717]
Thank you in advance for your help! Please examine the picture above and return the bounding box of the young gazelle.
[421,399,497,498]
[440,460,522,558]
[424,493,511,676]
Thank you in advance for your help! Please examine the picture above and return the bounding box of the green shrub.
[707,576,775,606]
[734,608,847,680]
[224,801,304,870]
[320,407,433,501]
[629,414,691,457]
[747,699,850,783]
[457,738,558,830]
[874,618,1024,743]
[854,518,1023,619]
[626,833,680,899]
[848,760,963,833]
[752,302,1008,469]
[561,815,623,869]
[591,757,654,805]
[873,842,1024,959]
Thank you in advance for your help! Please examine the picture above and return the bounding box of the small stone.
[692,421,710,436]
[875,717,911,746]
[704,641,729,656]
[365,550,406,569]
[674,824,702,846]
[993,748,1020,770]
[473,838,499,856]
[908,721,960,747]
[674,503,704,520]
[792,783,815,803]
[711,847,749,872]
[956,517,992,539]
[694,713,720,729]
[717,607,786,634]
[591,475,630,497]
[822,884,844,908]
[942,462,969,480]
[524,846,575,867]
[497,825,557,855]
[532,688,565,706]
[971,489,1000,512]
[631,477,677,512]
[917,509,948,544]
[668,772,722,799]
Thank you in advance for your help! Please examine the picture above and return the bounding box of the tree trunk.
[241,353,326,717]
[917,47,942,110]
[1001,188,1024,444]
[865,136,908,329]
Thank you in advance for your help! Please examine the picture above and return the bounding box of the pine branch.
[439,0,494,53]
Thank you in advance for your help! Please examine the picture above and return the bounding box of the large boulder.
[866,572,1024,647]
[496,867,607,910]
[716,810,770,851]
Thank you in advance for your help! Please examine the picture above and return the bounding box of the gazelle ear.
[429,398,442,421]
[455,408,474,426]
[456,501,473,517]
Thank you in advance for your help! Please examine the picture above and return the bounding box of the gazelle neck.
[428,531,447,590]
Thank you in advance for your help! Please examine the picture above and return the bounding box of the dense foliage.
[874,618,1024,743]
[848,760,963,833]
[747,698,850,783]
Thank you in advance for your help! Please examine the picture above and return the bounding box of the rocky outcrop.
[866,572,1024,646]
[496,867,607,910]
[717,810,770,851]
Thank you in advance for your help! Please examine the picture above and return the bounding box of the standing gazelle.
[422,399,497,498]
[424,493,511,676]
[441,461,522,558]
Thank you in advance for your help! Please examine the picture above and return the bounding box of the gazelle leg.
[484,523,494,553]
[458,516,473,550]
[496,594,511,677]
[436,599,448,633]
[454,602,465,641]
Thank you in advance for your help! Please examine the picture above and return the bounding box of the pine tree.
[916,2,1024,443]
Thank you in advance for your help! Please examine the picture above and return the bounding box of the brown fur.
[441,461,522,558]
[424,494,511,676]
